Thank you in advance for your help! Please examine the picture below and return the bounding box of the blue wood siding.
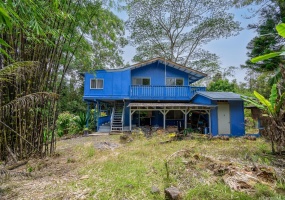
[84,70,131,100]
[211,103,219,136]
[191,94,245,137]
[131,62,189,86]
[83,64,206,101]
[229,101,245,136]
[191,95,212,105]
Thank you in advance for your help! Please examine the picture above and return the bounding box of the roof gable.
[192,91,242,101]
[127,57,207,84]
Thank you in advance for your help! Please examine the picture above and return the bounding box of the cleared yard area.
[1,134,285,199]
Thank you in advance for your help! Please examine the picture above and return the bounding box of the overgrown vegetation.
[242,23,285,154]
[1,135,284,199]
[0,0,125,162]
[56,111,95,137]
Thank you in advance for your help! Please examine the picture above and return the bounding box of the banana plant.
[246,23,285,154]
[242,84,285,118]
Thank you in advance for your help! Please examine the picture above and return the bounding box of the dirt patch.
[94,141,121,150]
[0,135,116,199]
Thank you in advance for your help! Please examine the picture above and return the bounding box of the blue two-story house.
[83,57,245,136]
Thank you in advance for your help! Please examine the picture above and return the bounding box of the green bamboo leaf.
[0,48,13,61]
[269,84,278,108]
[0,38,11,48]
[254,91,274,115]
[0,6,11,28]
[276,23,285,38]
[251,52,282,63]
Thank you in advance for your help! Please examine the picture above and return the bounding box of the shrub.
[73,112,93,133]
[56,112,75,137]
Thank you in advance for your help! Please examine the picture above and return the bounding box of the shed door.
[218,103,230,134]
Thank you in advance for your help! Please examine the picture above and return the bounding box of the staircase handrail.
[110,107,115,130]
[121,104,124,129]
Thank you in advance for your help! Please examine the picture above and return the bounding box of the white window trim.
[132,77,151,85]
[166,77,184,86]
[90,78,104,89]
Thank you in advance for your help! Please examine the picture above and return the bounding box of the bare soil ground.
[1,136,115,200]
[0,134,285,199]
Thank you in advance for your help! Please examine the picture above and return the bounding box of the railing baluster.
[130,85,206,99]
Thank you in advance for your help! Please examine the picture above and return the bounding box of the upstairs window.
[166,78,184,86]
[90,78,103,89]
[132,78,150,85]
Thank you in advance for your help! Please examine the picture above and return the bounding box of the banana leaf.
[251,52,282,63]
[269,84,278,109]
[275,92,285,115]
[254,91,274,115]
[276,23,285,38]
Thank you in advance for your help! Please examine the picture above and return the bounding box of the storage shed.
[191,91,245,137]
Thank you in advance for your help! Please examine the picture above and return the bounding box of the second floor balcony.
[130,85,206,100]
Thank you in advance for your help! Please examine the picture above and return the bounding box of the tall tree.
[0,0,126,162]
[241,4,284,72]
[125,0,241,74]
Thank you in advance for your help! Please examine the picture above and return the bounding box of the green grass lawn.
[62,135,284,199]
[2,134,285,199]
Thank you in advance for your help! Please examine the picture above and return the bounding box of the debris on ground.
[165,187,182,200]
[94,141,120,150]
[165,149,283,194]
[151,185,160,194]
[120,134,133,143]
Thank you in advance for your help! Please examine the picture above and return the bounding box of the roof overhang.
[128,102,216,111]
[191,91,243,101]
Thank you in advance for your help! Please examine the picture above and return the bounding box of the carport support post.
[159,109,169,129]
[206,110,212,137]
[129,108,132,131]
[129,109,136,131]
[182,109,191,129]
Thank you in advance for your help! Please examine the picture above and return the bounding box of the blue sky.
[116,6,259,83]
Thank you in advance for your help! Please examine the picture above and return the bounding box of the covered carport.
[128,103,216,134]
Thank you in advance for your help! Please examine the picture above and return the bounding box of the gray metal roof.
[193,91,242,100]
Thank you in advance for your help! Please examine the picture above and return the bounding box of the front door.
[218,103,230,134]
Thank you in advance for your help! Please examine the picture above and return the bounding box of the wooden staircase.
[111,102,124,132]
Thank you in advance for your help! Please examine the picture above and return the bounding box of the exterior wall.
[131,62,189,86]
[84,70,131,100]
[124,101,130,126]
[191,95,212,105]
[210,101,245,136]
[83,62,206,101]
[211,105,219,136]
[229,101,245,136]
[191,94,245,137]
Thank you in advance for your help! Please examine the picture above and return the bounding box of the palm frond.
[0,61,39,83]
[1,92,59,114]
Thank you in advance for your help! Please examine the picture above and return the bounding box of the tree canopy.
[125,0,241,75]
[241,4,285,72]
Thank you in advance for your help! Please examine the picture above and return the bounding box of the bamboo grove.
[0,0,125,162]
